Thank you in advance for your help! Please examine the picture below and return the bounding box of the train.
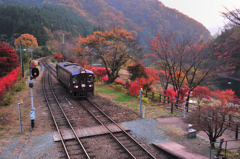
[56,62,94,98]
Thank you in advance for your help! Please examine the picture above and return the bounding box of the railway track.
[41,59,157,158]
[80,98,156,159]
[42,62,90,159]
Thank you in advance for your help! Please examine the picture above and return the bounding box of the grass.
[95,83,173,118]
[113,94,135,102]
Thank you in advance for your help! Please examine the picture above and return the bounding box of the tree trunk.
[185,93,191,112]
[210,138,216,148]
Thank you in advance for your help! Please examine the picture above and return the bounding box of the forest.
[0,5,94,45]
[0,0,211,42]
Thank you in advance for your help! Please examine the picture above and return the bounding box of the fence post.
[171,102,173,113]
[236,124,239,140]
[229,115,232,127]
[152,92,154,101]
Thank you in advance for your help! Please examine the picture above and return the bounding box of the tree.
[14,34,38,49]
[192,86,211,105]
[222,8,240,26]
[127,62,147,81]
[212,89,236,106]
[150,30,234,109]
[188,104,239,148]
[74,27,142,83]
[0,42,20,77]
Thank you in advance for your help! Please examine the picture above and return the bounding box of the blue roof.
[72,70,93,76]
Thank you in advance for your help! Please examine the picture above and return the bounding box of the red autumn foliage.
[164,87,189,104]
[212,89,236,105]
[163,88,177,102]
[30,61,36,68]
[192,86,211,104]
[128,80,143,97]
[53,53,63,62]
[102,76,109,83]
[94,67,108,78]
[127,62,147,81]
[127,62,160,95]
[0,42,20,77]
[0,67,20,99]
[114,78,125,86]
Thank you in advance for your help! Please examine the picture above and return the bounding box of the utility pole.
[20,41,24,77]
[62,34,65,62]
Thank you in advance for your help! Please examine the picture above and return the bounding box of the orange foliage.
[14,34,38,49]
[75,27,136,83]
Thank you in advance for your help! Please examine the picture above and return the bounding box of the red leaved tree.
[188,104,240,148]
[212,89,236,106]
[192,86,212,105]
[150,30,235,111]
[0,42,20,77]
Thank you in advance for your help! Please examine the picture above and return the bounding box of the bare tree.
[188,104,239,148]
[222,7,240,26]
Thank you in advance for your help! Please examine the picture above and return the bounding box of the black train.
[56,62,94,98]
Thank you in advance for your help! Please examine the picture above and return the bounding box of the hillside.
[0,5,94,45]
[0,0,211,41]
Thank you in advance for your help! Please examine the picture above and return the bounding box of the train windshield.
[88,75,94,82]
[73,76,78,84]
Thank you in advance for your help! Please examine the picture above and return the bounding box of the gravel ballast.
[0,132,60,159]
[123,119,169,145]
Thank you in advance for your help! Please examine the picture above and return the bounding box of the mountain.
[0,5,94,45]
[0,0,211,41]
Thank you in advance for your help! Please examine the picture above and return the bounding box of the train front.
[72,68,94,97]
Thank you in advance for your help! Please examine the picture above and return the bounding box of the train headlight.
[81,84,86,87]
[89,84,92,87]
[74,85,79,88]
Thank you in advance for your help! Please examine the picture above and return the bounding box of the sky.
[160,0,240,36]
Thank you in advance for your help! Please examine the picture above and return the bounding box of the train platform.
[153,142,208,159]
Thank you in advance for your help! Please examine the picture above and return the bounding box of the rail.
[80,98,156,159]
[42,59,90,159]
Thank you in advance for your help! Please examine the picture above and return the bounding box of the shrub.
[50,57,56,63]
[12,80,25,92]
[53,53,62,62]
[0,68,20,101]
[0,92,13,106]
[114,78,126,86]
[138,96,150,103]
[111,84,126,92]
[128,82,142,97]
[102,76,109,83]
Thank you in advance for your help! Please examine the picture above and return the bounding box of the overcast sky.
[160,0,240,36]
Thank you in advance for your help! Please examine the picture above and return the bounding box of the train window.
[88,75,94,82]
[80,77,86,83]
[73,76,78,84]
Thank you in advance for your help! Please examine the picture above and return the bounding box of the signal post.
[27,64,39,129]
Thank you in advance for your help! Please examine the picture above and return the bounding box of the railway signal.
[31,68,39,79]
